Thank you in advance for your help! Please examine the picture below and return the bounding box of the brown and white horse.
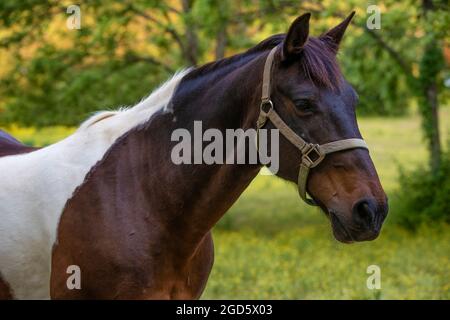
[0,13,387,299]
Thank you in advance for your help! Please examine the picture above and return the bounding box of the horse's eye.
[294,99,314,112]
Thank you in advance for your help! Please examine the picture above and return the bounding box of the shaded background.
[0,0,449,298]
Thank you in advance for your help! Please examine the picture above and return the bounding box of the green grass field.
[5,111,450,299]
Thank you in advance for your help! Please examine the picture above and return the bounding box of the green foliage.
[394,146,450,229]
[343,35,411,116]
[0,1,448,126]
[0,0,176,127]
[342,5,421,116]
[1,52,168,126]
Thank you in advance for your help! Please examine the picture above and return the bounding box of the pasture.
[6,110,450,299]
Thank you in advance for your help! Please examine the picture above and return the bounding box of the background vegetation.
[1,0,449,299]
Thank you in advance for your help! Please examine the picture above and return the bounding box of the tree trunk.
[215,27,227,60]
[425,75,441,171]
[421,0,442,171]
[181,0,199,66]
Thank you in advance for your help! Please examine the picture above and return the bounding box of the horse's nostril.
[353,199,376,229]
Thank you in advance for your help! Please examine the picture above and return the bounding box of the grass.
[3,110,449,299]
[205,225,449,299]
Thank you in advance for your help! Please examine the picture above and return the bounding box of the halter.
[256,47,369,205]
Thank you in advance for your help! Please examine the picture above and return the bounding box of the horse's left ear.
[282,13,311,61]
[320,11,355,52]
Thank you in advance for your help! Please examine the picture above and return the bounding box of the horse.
[0,12,388,299]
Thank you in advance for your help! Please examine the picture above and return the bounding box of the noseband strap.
[257,47,369,205]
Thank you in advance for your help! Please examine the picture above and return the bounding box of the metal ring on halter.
[256,100,273,152]
[256,100,273,131]
[260,100,273,114]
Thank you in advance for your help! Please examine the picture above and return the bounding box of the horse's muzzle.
[329,197,388,243]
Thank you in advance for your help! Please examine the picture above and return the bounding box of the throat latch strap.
[257,47,369,205]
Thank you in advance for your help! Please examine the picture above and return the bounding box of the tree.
[417,0,446,171]
[314,0,448,171]
[0,0,448,143]
[0,0,313,126]
[360,0,447,171]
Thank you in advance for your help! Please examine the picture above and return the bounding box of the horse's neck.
[164,53,266,245]
[174,52,265,130]
[84,52,266,257]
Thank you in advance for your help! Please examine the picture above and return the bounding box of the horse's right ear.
[282,13,311,61]
[320,11,355,53]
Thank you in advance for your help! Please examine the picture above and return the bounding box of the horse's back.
[0,130,37,157]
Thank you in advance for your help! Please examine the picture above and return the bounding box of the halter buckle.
[301,143,325,168]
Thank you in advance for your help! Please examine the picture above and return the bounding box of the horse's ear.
[320,11,355,52]
[282,13,311,61]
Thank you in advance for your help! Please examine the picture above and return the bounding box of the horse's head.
[267,13,388,243]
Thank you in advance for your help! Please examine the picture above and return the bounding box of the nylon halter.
[256,47,369,205]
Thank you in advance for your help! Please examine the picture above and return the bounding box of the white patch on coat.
[0,70,189,299]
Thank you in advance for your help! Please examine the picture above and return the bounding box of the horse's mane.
[186,34,342,90]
